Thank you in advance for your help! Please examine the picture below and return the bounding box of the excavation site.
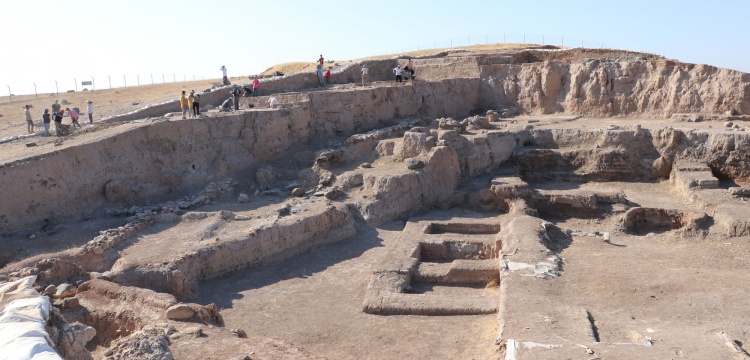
[2,47,750,360]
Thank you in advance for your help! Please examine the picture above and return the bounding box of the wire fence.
[378,32,610,57]
[4,74,214,103]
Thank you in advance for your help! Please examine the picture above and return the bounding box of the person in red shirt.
[252,76,260,96]
[318,55,324,66]
[64,107,81,128]
[324,69,331,85]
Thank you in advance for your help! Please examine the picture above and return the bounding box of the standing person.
[53,110,64,136]
[220,65,228,85]
[252,76,260,97]
[393,65,403,82]
[325,68,331,85]
[188,91,195,118]
[179,91,189,119]
[51,100,61,114]
[193,92,201,117]
[64,107,80,128]
[42,109,51,136]
[24,105,34,134]
[86,100,94,124]
[232,85,241,111]
[361,65,369,86]
[318,55,324,66]
[316,66,325,85]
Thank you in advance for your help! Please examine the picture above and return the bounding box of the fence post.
[151,74,153,84]
[33,83,37,98]
[123,75,126,87]
[108,75,111,89]
[74,78,77,92]
[92,77,95,91]
[162,74,165,83]
[55,80,58,96]
[173,74,175,82]
[137,75,139,86]
[7,85,11,103]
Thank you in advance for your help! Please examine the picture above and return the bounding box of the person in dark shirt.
[53,111,64,136]
[42,109,51,136]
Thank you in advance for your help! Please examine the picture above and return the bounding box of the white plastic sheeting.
[0,276,62,360]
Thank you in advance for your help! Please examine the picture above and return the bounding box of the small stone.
[44,285,57,294]
[360,162,372,168]
[277,204,291,216]
[166,304,195,320]
[28,234,36,240]
[324,188,339,200]
[234,215,250,221]
[62,297,80,309]
[406,158,425,170]
[170,333,181,340]
[54,283,77,299]
[237,193,250,203]
[182,326,203,338]
[92,246,104,255]
[292,188,304,197]
[231,329,248,338]
[725,121,734,128]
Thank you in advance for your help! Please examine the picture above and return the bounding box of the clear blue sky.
[1,0,744,95]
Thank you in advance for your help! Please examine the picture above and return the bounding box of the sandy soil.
[196,221,498,360]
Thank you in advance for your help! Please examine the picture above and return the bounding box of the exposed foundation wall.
[479,60,750,117]
[0,78,480,231]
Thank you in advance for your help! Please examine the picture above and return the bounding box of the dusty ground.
[196,221,498,360]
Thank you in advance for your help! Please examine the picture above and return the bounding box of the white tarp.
[0,276,62,360]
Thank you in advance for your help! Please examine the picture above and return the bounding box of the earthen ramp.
[1,47,750,359]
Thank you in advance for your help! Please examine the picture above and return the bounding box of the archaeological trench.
[2,47,750,360]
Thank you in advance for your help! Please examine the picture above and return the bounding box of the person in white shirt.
[361,65,369,86]
[220,65,228,85]
[268,97,279,109]
[393,65,403,82]
[86,100,94,124]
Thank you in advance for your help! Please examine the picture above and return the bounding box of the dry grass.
[260,43,559,77]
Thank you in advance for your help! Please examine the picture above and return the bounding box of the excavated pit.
[2,48,750,359]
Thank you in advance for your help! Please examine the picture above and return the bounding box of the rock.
[324,188,340,200]
[486,110,500,122]
[55,283,77,299]
[277,204,291,216]
[182,326,203,338]
[61,99,70,105]
[234,215,250,221]
[315,149,344,168]
[406,158,425,170]
[167,304,196,320]
[44,284,57,294]
[230,329,248,338]
[237,193,249,203]
[725,121,734,128]
[132,101,141,106]
[28,234,36,239]
[62,297,80,309]
[360,162,372,168]
[292,188,304,197]
[25,143,37,147]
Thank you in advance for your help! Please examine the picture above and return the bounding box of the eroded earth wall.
[0,78,478,230]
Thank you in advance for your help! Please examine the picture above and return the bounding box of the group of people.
[316,55,332,85]
[359,59,415,86]
[179,90,201,119]
[25,99,94,136]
